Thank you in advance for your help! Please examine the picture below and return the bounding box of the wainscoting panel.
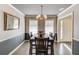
[0,34,25,55]
[72,39,79,55]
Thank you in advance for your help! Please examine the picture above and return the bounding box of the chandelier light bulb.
[36,5,47,20]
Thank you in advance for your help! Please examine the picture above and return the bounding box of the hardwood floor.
[54,43,71,55]
[65,42,72,49]
[12,41,30,55]
[12,41,72,55]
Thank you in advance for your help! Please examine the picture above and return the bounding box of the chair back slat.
[35,37,49,55]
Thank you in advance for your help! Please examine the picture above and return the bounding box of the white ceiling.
[12,4,71,15]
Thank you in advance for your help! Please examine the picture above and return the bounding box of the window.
[29,19,38,35]
[45,20,54,34]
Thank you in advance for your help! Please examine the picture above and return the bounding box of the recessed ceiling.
[12,4,71,15]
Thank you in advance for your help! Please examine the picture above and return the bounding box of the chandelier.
[36,5,47,20]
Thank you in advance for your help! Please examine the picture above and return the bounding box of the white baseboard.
[8,41,25,55]
[57,41,72,43]
[25,40,29,41]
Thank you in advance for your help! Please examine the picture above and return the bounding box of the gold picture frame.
[4,12,20,30]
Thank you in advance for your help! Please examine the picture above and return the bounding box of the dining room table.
[29,33,54,55]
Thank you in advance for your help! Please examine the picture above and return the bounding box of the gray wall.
[72,40,79,55]
[0,4,25,42]
[0,4,25,55]
[0,34,24,55]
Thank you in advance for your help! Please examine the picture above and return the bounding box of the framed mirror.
[4,12,20,30]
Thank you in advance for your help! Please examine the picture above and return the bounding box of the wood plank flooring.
[12,41,72,55]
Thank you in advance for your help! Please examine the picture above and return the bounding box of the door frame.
[57,12,74,54]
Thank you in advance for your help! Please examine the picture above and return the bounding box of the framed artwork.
[4,12,20,30]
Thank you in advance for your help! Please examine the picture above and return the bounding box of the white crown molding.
[8,4,24,16]
[58,4,76,16]
[58,12,73,20]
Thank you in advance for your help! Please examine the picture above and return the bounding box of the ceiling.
[12,4,71,15]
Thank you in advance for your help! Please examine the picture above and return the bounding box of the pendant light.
[36,5,47,20]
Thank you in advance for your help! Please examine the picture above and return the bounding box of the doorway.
[58,13,73,54]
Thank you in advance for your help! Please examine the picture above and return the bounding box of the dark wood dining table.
[29,34,54,55]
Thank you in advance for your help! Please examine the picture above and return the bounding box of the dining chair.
[53,33,57,41]
[48,39,54,55]
[29,37,36,55]
[48,33,54,55]
[35,37,49,55]
[49,32,53,37]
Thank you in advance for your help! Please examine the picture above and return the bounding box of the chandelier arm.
[36,5,47,20]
